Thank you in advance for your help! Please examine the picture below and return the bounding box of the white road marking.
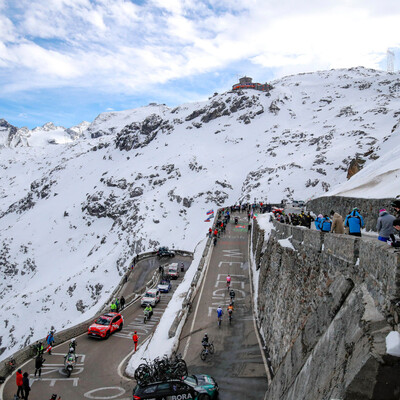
[84,386,126,399]
[218,261,244,268]
[222,249,243,258]
[31,377,79,387]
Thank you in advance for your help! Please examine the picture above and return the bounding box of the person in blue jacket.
[315,214,323,230]
[320,215,332,232]
[344,208,365,237]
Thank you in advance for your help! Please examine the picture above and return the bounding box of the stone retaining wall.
[253,219,400,399]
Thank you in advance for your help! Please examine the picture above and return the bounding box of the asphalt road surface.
[178,212,268,400]
[2,255,192,400]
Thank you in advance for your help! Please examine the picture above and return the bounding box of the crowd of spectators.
[273,197,400,248]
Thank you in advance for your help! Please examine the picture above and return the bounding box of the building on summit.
[232,76,272,92]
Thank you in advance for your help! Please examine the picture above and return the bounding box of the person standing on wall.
[376,208,395,242]
[330,210,344,234]
[344,208,364,237]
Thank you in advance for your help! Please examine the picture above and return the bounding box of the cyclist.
[227,303,234,321]
[226,274,231,290]
[201,333,209,353]
[229,289,235,304]
[217,306,223,326]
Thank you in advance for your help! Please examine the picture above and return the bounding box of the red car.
[88,312,124,339]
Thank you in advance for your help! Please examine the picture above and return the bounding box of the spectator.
[344,208,364,237]
[320,215,332,232]
[34,355,45,377]
[376,209,395,242]
[45,330,55,355]
[22,371,30,400]
[16,368,24,398]
[391,198,400,218]
[315,214,323,230]
[132,331,139,352]
[120,296,126,310]
[387,219,400,248]
[330,210,344,234]
[304,212,314,229]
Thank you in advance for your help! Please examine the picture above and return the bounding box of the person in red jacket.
[16,368,24,398]
[132,331,139,352]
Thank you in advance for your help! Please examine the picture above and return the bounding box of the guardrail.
[0,249,193,379]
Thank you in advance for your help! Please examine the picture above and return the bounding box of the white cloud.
[1,0,400,95]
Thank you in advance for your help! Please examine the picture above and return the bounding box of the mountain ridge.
[1,66,400,359]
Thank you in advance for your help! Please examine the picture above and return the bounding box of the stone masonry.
[252,218,400,400]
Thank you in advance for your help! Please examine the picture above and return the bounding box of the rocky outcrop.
[346,157,365,179]
[252,219,400,400]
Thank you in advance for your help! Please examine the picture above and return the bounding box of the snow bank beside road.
[125,238,208,376]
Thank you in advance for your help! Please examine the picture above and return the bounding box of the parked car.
[141,289,161,307]
[157,279,172,293]
[157,247,175,258]
[88,312,123,339]
[167,263,180,280]
[133,374,219,399]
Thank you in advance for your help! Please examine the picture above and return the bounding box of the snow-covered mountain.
[1,66,400,360]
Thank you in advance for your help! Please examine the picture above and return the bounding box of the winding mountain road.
[178,212,268,399]
[2,255,192,400]
[3,213,268,400]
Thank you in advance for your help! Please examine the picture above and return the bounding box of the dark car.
[157,246,175,258]
[133,375,218,400]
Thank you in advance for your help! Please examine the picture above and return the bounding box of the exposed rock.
[347,158,365,179]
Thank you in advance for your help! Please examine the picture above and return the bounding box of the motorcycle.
[143,309,151,324]
[64,352,77,377]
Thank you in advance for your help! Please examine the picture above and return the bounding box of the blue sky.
[1,0,400,129]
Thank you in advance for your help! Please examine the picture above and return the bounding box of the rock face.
[252,219,400,400]
[347,157,365,179]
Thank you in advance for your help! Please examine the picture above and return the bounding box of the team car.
[133,374,219,399]
[141,289,161,307]
[88,312,123,339]
[167,263,180,280]
[157,279,172,293]
[157,247,176,258]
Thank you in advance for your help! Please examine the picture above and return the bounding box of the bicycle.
[200,342,215,361]
[143,309,150,324]
[218,315,223,328]
[228,309,233,325]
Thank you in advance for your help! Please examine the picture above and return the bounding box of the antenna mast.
[387,49,395,73]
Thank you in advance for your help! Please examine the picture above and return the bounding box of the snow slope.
[1,66,400,360]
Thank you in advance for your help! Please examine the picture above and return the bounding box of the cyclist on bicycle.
[201,333,209,353]
[226,274,231,289]
[227,303,234,319]
[217,306,223,324]
[229,288,235,303]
